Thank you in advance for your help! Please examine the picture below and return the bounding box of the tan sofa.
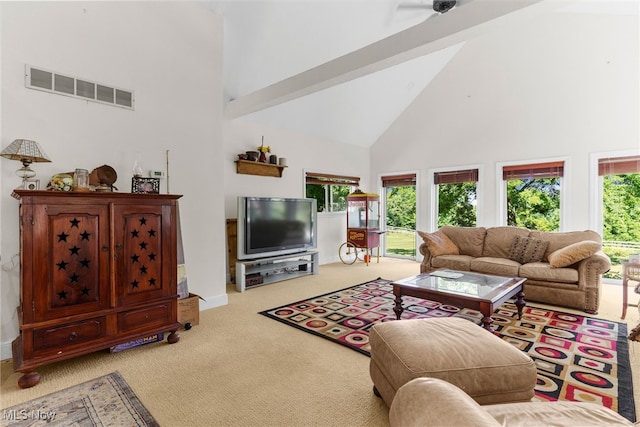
[389,377,637,427]
[419,226,611,314]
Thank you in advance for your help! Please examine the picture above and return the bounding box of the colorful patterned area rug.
[0,371,158,426]
[260,278,636,422]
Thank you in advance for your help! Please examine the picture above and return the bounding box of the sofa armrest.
[389,378,500,427]
[577,250,611,276]
[419,243,433,273]
[576,250,612,314]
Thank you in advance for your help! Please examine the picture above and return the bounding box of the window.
[503,161,563,231]
[382,174,416,257]
[435,169,478,227]
[598,155,640,279]
[305,172,359,212]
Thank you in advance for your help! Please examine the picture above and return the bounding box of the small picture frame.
[131,177,160,194]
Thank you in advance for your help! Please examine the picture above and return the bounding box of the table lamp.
[1,139,52,189]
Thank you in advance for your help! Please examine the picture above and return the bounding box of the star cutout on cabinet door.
[139,217,147,225]
[148,278,156,286]
[80,258,91,268]
[57,232,69,242]
[131,280,139,289]
[57,290,68,300]
[69,218,80,228]
[81,287,90,296]
[57,260,69,270]
[80,231,91,240]
[139,265,148,274]
[148,253,156,261]
[69,246,80,256]
[148,229,156,237]
[131,229,139,238]
[131,254,140,263]
[69,273,80,283]
[139,242,147,250]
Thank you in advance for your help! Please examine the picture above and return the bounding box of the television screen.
[237,197,317,260]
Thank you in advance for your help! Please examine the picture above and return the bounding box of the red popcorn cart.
[339,189,382,265]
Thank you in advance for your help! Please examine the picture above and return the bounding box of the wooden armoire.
[11,190,183,388]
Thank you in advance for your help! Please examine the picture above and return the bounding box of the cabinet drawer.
[118,303,172,333]
[33,318,107,352]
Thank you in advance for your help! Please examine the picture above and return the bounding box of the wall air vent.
[25,65,135,110]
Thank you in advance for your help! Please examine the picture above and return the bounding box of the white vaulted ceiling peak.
[205,0,636,147]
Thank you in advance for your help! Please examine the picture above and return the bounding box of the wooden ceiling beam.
[225,0,565,119]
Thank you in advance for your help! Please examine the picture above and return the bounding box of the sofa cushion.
[519,262,578,283]
[418,230,459,256]
[431,254,473,271]
[440,226,486,257]
[547,240,601,268]
[508,235,549,264]
[470,257,520,277]
[483,227,530,258]
[529,230,602,260]
[486,401,636,427]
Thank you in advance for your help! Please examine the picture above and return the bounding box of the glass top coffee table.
[392,270,526,331]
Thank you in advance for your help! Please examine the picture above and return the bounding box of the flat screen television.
[237,196,317,260]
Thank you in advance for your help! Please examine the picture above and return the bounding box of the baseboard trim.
[0,292,228,362]
[199,292,228,311]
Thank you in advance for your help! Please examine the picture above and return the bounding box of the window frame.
[589,150,640,233]
[496,157,569,230]
[428,164,483,231]
[304,171,360,213]
[381,173,418,258]
[589,150,640,283]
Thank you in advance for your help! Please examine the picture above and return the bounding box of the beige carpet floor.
[1,258,639,426]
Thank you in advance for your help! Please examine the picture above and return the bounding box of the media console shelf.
[236,250,319,292]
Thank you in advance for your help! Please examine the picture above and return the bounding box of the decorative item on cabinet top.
[132,177,160,194]
[46,165,119,192]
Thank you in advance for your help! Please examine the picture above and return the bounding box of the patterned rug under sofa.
[260,277,636,422]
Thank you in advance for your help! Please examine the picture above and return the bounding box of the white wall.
[0,2,226,358]
[223,118,370,267]
[371,10,639,233]
[1,2,637,362]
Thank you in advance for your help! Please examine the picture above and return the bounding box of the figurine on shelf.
[258,136,271,163]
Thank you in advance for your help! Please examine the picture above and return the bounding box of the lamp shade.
[1,139,51,163]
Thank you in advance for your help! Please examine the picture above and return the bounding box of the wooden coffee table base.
[393,287,526,332]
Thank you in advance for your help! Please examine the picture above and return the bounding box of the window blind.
[381,173,416,187]
[434,169,478,185]
[305,172,359,186]
[598,155,640,176]
[503,161,564,180]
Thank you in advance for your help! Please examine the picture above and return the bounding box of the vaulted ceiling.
[205,0,638,147]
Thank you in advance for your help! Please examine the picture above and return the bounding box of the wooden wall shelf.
[235,160,286,177]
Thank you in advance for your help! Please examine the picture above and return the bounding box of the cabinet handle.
[69,332,78,341]
[115,244,123,250]
[102,246,109,252]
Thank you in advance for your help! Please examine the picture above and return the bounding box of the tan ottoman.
[369,317,537,407]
